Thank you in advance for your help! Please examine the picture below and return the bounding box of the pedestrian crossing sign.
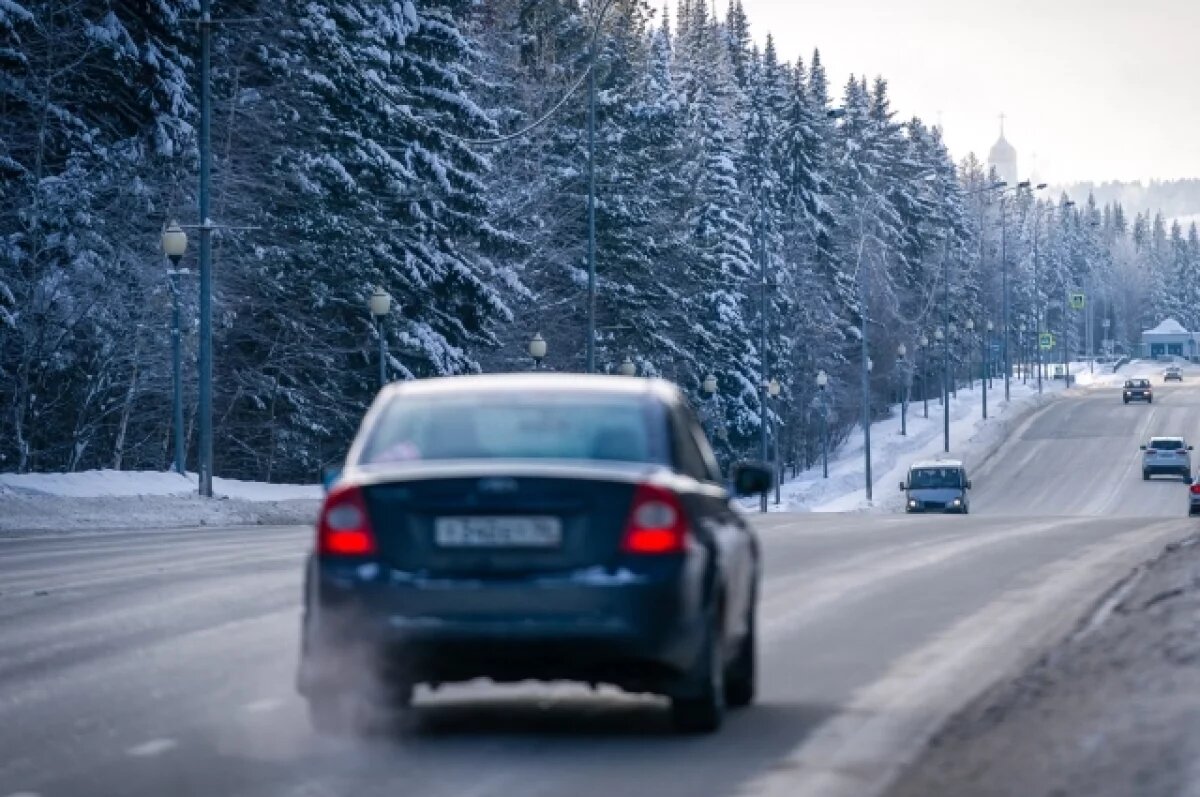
[1039,333,1055,350]
[1070,293,1086,310]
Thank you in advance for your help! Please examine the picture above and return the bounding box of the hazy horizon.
[727,0,1199,185]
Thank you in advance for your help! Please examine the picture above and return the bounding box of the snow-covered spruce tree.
[673,0,759,457]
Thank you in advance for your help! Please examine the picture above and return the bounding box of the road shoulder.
[882,533,1200,797]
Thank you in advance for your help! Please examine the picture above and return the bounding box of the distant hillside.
[1055,179,1200,221]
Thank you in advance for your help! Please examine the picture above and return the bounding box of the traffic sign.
[1039,333,1055,350]
[1070,293,1086,310]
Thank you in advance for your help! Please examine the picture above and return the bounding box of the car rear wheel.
[671,613,726,734]
[724,608,756,709]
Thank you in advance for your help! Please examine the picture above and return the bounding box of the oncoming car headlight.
[908,499,918,508]
[951,498,962,506]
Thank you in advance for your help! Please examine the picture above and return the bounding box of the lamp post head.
[368,287,392,318]
[618,356,636,377]
[988,320,995,332]
[897,343,907,358]
[935,328,944,341]
[161,221,188,265]
[703,374,718,395]
[768,378,781,397]
[528,332,547,361]
[816,370,829,389]
[965,319,975,332]
[867,357,874,373]
[919,335,929,348]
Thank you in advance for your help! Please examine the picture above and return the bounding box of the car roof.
[910,459,964,469]
[1149,436,1185,442]
[377,373,683,404]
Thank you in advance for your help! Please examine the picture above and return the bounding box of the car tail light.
[1190,484,1200,495]
[317,485,377,557]
[621,483,688,554]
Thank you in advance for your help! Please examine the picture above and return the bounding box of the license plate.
[434,516,562,548]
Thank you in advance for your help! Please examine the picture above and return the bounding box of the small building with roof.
[1141,318,1198,359]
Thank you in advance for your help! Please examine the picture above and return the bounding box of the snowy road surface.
[2,380,1198,797]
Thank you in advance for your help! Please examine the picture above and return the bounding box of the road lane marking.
[243,698,283,713]
[126,738,177,757]
[5,792,43,797]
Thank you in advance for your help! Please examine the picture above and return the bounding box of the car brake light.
[621,483,688,554]
[317,485,377,556]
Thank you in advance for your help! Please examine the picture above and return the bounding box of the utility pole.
[585,28,597,374]
[942,245,951,453]
[1034,204,1043,394]
[759,199,770,513]
[196,0,214,497]
[1001,192,1010,404]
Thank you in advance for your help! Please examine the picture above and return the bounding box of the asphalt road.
[1,380,1196,797]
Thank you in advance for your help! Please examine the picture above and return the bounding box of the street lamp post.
[369,288,392,389]
[948,322,959,400]
[965,319,976,390]
[529,332,547,370]
[919,335,929,418]
[936,327,948,452]
[864,356,874,502]
[897,343,909,436]
[162,222,188,475]
[983,320,993,419]
[1018,323,1027,384]
[702,373,718,445]
[768,378,781,506]
[817,370,830,479]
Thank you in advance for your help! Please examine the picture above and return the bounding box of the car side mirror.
[1140,445,1147,451]
[730,462,773,497]
[1190,446,1195,451]
[321,467,343,493]
[899,481,907,491]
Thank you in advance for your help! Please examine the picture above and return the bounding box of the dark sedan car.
[298,374,772,735]
[1123,378,1153,403]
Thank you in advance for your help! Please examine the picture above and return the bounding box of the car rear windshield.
[909,468,964,489]
[1126,380,1149,388]
[359,392,670,465]
[1150,439,1184,450]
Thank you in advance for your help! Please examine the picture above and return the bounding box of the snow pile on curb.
[0,469,321,501]
[0,470,321,533]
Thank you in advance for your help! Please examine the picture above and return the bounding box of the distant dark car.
[1123,379,1153,403]
[298,375,772,735]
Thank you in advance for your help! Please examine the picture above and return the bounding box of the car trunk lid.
[360,468,645,576]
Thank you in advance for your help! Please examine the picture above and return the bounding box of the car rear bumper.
[298,561,708,696]
[1144,464,1189,475]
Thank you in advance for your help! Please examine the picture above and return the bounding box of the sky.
[727,0,1200,185]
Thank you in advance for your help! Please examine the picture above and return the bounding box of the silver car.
[1141,436,1192,481]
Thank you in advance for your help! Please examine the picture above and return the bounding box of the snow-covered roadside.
[748,361,1125,515]
[0,470,321,533]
